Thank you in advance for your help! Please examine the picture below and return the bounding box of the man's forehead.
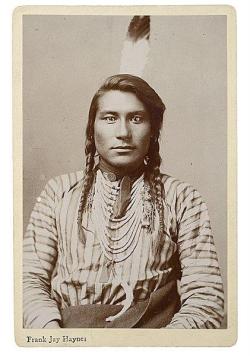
[97,90,146,112]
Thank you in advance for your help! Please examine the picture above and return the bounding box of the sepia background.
[23,15,227,326]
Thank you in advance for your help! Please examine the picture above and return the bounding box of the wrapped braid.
[77,138,96,243]
[145,137,165,254]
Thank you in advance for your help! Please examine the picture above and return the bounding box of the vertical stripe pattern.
[23,171,224,328]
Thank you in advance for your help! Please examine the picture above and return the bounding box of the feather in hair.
[119,16,150,77]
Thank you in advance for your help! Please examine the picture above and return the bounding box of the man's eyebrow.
[98,111,119,116]
[129,110,148,115]
[98,110,148,115]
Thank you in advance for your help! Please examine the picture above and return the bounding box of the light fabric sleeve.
[23,179,62,328]
[166,184,224,328]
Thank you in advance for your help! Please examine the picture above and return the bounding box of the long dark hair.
[78,74,166,248]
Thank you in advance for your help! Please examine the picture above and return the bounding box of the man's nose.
[116,118,131,139]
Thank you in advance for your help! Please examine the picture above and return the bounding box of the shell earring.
[144,155,150,165]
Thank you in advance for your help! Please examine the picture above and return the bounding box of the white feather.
[119,37,150,77]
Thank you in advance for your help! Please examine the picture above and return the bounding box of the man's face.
[94,90,151,171]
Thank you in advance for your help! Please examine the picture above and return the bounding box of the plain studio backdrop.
[23,15,227,325]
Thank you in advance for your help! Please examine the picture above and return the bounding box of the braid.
[145,137,165,254]
[77,138,96,243]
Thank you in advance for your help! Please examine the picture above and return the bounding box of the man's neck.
[98,158,145,180]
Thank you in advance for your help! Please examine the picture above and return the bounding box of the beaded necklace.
[89,169,156,321]
[92,170,144,262]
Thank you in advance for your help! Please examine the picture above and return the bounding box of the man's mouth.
[112,145,135,150]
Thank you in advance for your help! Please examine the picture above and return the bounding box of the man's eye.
[131,115,143,123]
[103,116,117,123]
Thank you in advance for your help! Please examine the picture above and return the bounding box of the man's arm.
[166,184,224,328]
[23,179,62,328]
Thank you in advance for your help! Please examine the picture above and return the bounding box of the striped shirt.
[23,171,224,329]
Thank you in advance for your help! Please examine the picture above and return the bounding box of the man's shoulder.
[161,173,192,191]
[46,170,84,198]
[160,173,198,201]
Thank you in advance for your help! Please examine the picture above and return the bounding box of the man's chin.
[106,158,143,171]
